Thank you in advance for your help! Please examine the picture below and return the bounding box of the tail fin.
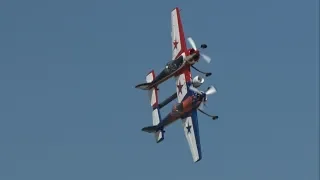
[146,70,164,143]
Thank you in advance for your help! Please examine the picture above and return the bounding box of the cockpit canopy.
[166,56,184,70]
[175,103,183,112]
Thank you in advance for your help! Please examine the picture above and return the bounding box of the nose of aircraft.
[193,50,200,61]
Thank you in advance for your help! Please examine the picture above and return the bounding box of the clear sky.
[0,0,318,179]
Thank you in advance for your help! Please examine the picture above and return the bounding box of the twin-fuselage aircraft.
[135,7,218,163]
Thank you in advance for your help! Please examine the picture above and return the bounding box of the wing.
[176,71,202,162]
[171,7,187,60]
[174,48,202,163]
[172,7,190,103]
[172,8,201,162]
[182,110,202,162]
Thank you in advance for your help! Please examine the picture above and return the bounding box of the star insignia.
[186,123,192,133]
[177,81,183,94]
[173,40,179,49]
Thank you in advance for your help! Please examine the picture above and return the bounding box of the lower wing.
[181,109,202,163]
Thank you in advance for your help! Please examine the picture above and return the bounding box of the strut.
[158,93,177,109]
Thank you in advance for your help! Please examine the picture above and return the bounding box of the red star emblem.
[177,81,183,94]
[173,40,179,49]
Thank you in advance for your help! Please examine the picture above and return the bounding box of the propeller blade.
[189,85,202,94]
[205,86,217,95]
[187,37,197,50]
[200,53,211,63]
[199,102,204,111]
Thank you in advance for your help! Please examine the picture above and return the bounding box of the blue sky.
[0,0,318,179]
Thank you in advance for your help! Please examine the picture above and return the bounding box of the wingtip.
[173,7,181,11]
[193,156,202,163]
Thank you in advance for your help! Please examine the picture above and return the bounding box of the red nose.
[194,50,200,61]
[189,48,199,54]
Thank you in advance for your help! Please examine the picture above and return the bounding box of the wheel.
[201,44,207,49]
[212,116,218,120]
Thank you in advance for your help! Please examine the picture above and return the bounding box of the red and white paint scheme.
[171,7,203,162]
[146,70,164,143]
[139,7,218,163]
[171,8,187,61]
[135,8,211,91]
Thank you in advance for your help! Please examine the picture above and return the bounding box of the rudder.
[146,70,164,143]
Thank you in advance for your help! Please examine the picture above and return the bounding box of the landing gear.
[191,65,212,77]
[201,44,207,49]
[198,109,219,120]
[212,116,219,120]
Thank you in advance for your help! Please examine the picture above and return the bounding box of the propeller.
[187,37,212,63]
[205,85,217,95]
[189,85,216,96]
[199,102,205,111]
[200,54,211,64]
[190,85,219,120]
[189,85,217,110]
[189,85,202,94]
[187,37,197,50]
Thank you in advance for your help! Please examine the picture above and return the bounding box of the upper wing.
[171,7,187,60]
[172,8,201,162]
[172,7,190,103]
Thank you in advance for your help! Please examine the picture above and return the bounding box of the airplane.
[141,71,218,163]
[138,7,219,163]
[135,7,212,91]
[141,82,218,137]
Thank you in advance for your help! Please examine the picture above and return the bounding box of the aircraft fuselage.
[156,93,203,129]
[135,51,200,90]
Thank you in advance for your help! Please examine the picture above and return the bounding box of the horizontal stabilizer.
[142,125,158,133]
[135,82,152,90]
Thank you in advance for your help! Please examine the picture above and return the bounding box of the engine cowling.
[192,75,204,88]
